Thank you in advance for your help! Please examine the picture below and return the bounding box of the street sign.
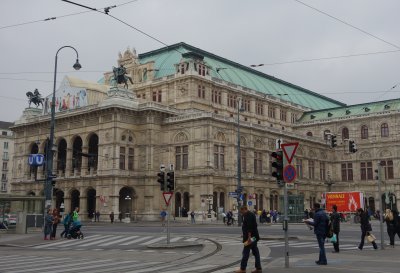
[163,192,173,206]
[281,142,299,164]
[247,200,253,206]
[28,154,45,166]
[228,192,238,197]
[276,138,283,149]
[283,164,297,183]
[286,183,295,189]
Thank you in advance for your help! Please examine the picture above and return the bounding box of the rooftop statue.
[112,65,133,89]
[26,88,44,108]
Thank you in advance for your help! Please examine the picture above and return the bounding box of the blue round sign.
[283,164,297,183]
[247,200,253,206]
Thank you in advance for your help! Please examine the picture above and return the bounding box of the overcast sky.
[1,0,399,122]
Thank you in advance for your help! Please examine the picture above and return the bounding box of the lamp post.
[45,46,81,209]
[236,98,244,226]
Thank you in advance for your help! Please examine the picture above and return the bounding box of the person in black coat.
[330,205,341,253]
[384,208,396,247]
[235,206,262,273]
[305,203,329,265]
[357,208,377,250]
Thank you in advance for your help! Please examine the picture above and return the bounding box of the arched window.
[381,123,389,137]
[323,130,330,141]
[342,127,349,140]
[361,125,368,139]
[306,132,313,137]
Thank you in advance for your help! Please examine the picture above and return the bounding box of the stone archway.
[54,189,64,210]
[119,187,134,218]
[70,189,80,212]
[87,188,96,219]
[175,192,182,217]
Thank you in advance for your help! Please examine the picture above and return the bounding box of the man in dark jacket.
[330,204,341,252]
[235,206,262,273]
[305,203,328,265]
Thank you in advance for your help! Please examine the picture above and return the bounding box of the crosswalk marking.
[119,235,154,246]
[78,235,124,247]
[33,234,101,249]
[162,264,217,273]
[139,236,166,245]
[99,235,139,246]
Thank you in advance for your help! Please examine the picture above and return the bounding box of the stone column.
[79,189,87,221]
[66,147,73,177]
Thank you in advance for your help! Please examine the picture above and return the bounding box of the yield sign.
[163,192,174,206]
[281,142,299,164]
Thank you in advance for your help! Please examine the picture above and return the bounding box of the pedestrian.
[235,206,262,273]
[60,212,72,238]
[190,211,195,224]
[330,204,341,253]
[305,203,329,265]
[119,212,123,222]
[72,207,79,222]
[357,208,378,250]
[44,209,53,240]
[109,211,114,223]
[160,209,167,226]
[95,211,100,222]
[50,208,60,240]
[393,209,400,239]
[384,208,396,247]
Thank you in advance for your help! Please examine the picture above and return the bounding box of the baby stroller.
[67,221,84,239]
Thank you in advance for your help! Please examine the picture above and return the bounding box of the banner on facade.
[325,191,364,212]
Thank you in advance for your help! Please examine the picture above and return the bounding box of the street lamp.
[45,46,81,208]
[236,98,244,226]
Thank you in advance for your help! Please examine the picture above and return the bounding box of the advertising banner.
[325,191,364,212]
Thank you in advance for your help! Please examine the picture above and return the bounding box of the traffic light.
[271,151,284,186]
[330,135,337,148]
[157,172,165,191]
[349,140,357,153]
[51,179,56,187]
[166,171,175,191]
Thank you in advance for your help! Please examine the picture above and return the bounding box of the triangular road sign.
[163,192,173,206]
[281,142,299,164]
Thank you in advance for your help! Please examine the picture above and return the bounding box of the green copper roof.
[298,98,400,122]
[139,42,346,110]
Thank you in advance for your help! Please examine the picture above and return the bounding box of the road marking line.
[78,235,124,247]
[139,236,166,245]
[99,235,139,246]
[119,235,153,246]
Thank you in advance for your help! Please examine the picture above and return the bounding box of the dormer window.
[197,63,207,76]
[179,63,187,74]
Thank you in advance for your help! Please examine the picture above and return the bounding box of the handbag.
[367,233,376,243]
[330,233,337,243]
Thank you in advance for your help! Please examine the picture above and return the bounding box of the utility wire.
[61,0,183,54]
[372,83,400,102]
[0,0,138,30]
[250,49,400,67]
[293,0,400,50]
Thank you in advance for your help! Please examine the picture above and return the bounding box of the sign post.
[280,142,299,268]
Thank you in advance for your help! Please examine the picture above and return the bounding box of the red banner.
[325,192,364,212]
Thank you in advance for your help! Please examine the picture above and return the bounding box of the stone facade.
[9,44,398,220]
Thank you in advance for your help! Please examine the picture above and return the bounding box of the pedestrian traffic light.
[349,140,357,153]
[166,171,175,191]
[330,135,337,148]
[157,172,165,191]
[271,151,283,185]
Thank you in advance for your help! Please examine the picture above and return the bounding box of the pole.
[46,46,81,211]
[167,200,170,245]
[377,162,384,250]
[236,99,242,226]
[283,182,289,268]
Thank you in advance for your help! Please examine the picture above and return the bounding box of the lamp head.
[73,59,82,70]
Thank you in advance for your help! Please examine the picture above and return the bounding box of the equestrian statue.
[26,88,44,108]
[112,65,133,89]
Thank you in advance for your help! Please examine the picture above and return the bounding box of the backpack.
[326,219,333,238]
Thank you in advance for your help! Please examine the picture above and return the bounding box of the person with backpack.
[60,212,72,238]
[357,208,378,250]
[304,203,329,265]
[330,204,341,253]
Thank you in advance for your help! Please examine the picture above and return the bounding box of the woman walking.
[50,208,60,240]
[384,208,396,247]
[357,208,377,250]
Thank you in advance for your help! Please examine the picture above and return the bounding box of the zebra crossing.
[32,234,204,251]
[215,238,362,251]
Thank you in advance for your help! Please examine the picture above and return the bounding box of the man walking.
[305,203,329,265]
[235,206,262,273]
[331,204,341,253]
